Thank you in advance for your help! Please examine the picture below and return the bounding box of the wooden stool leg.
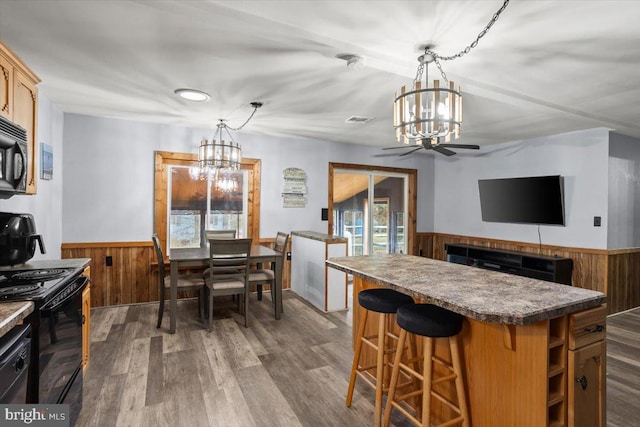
[346,308,369,407]
[450,335,470,427]
[406,332,423,420]
[383,328,407,427]
[374,312,386,427]
[422,337,434,427]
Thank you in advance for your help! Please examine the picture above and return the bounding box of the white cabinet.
[291,231,348,312]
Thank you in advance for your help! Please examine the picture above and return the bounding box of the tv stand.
[444,244,573,285]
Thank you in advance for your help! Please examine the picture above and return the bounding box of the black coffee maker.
[0,212,46,266]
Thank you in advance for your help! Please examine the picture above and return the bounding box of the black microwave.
[0,115,28,199]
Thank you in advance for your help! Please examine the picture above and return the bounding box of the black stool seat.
[358,288,414,314]
[397,304,463,337]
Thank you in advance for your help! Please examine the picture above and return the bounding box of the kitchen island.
[327,254,607,427]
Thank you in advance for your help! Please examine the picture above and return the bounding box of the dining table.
[168,244,284,334]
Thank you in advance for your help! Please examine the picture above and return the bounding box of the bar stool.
[383,303,469,427]
[346,288,414,427]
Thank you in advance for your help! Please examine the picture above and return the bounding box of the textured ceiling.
[0,0,639,148]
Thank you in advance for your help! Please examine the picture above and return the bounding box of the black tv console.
[444,243,573,285]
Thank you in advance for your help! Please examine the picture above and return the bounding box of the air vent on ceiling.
[345,116,374,124]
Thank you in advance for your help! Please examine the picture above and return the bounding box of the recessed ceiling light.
[174,88,211,102]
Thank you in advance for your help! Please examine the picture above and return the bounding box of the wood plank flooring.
[78,292,640,427]
[605,307,640,427]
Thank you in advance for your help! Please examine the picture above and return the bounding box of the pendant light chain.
[225,102,262,131]
[435,0,510,62]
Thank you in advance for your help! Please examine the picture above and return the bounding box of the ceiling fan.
[382,138,480,157]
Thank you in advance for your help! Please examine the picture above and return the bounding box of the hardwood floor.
[78,292,640,427]
[605,307,640,427]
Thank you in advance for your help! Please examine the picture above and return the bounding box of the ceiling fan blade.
[381,145,422,150]
[399,147,424,157]
[444,144,480,150]
[432,146,456,156]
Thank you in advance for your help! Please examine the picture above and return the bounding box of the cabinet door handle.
[576,376,588,390]
[585,325,605,333]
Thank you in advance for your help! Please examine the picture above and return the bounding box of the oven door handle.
[40,276,88,313]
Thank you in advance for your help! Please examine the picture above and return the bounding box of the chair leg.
[156,293,165,328]
[450,335,470,427]
[374,312,387,427]
[199,289,205,322]
[208,291,214,332]
[383,328,407,427]
[244,292,249,328]
[422,337,434,427]
[347,308,369,407]
[257,284,263,301]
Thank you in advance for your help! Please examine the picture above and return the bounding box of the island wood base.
[351,277,606,427]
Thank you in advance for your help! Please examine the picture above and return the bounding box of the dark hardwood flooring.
[605,307,640,427]
[78,292,640,427]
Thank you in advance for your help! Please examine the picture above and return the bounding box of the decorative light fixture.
[192,102,262,184]
[174,88,211,102]
[393,0,510,146]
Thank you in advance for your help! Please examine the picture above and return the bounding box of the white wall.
[0,95,65,259]
[432,128,611,249]
[62,113,430,242]
[608,132,640,249]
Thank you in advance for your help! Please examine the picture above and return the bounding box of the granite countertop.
[0,301,34,338]
[292,231,348,244]
[0,258,91,273]
[326,254,606,325]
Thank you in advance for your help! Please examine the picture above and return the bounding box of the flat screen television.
[478,175,565,225]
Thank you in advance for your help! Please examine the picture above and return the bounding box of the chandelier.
[192,101,262,183]
[393,0,510,145]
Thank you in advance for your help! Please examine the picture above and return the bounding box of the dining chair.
[250,231,288,302]
[205,238,252,331]
[205,229,236,240]
[152,233,205,329]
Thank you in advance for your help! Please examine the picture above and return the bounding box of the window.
[153,151,261,253]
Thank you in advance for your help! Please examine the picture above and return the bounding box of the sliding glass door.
[332,169,408,255]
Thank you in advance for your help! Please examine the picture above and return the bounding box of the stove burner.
[0,283,42,297]
[12,269,67,283]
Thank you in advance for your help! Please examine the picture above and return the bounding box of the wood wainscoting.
[62,239,292,308]
[415,232,640,315]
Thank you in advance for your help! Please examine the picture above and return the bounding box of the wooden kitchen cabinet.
[82,266,91,369]
[567,305,607,427]
[0,40,40,194]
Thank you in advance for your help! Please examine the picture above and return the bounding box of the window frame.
[153,151,261,252]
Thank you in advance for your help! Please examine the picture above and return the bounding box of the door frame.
[328,162,417,255]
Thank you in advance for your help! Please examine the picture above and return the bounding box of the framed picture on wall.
[41,143,53,180]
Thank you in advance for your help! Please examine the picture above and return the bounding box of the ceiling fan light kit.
[391,0,510,155]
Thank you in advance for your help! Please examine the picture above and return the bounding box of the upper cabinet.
[0,40,40,194]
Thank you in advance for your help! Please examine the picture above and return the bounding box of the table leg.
[275,256,283,319]
[170,260,178,334]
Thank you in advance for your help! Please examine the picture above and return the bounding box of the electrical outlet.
[594,216,601,227]
[106,255,113,266]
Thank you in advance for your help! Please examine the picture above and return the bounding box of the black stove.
[0,266,87,424]
[0,268,78,300]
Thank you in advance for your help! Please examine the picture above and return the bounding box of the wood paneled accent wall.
[415,232,640,315]
[62,239,292,309]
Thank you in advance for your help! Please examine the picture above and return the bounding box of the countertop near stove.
[0,258,91,273]
[0,301,34,338]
